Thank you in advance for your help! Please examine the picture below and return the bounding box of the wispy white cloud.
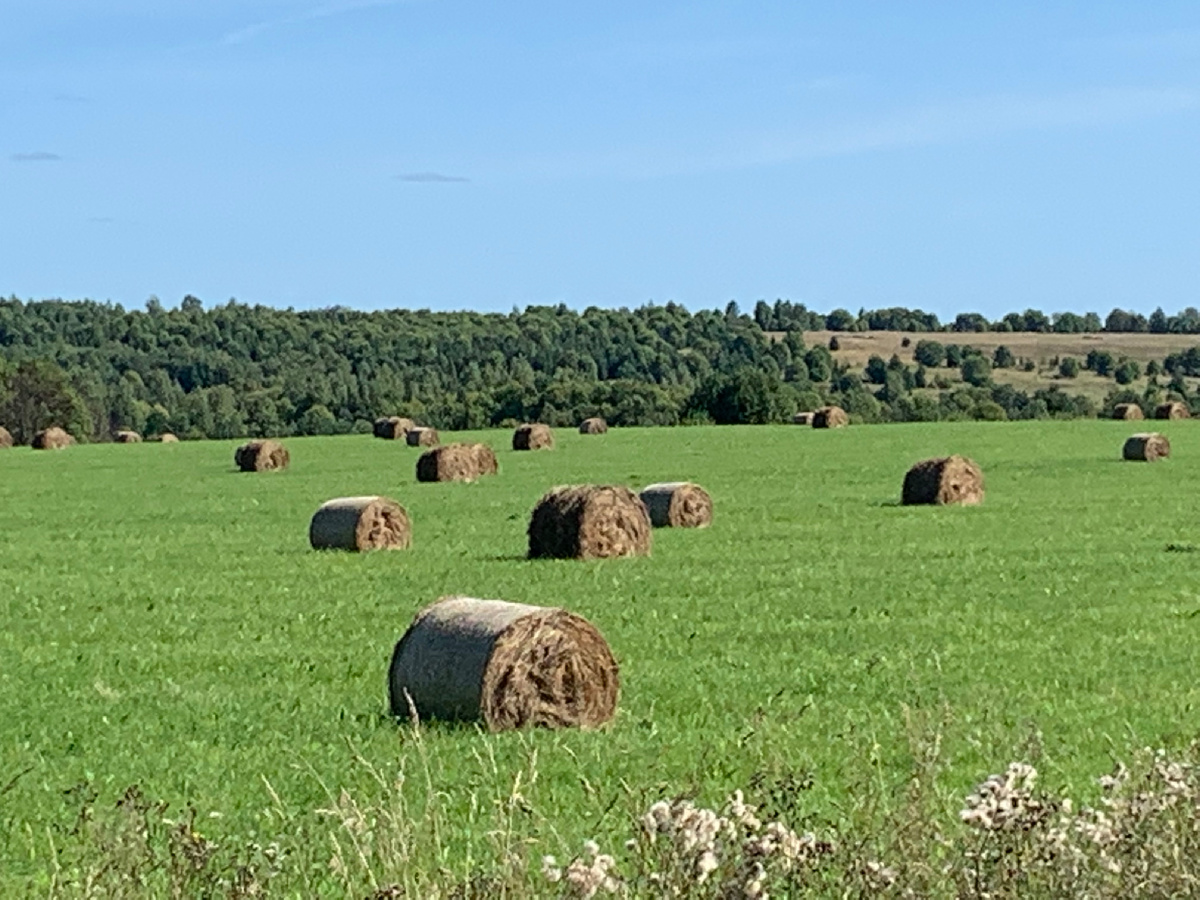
[221,0,403,46]
[398,171,470,183]
[10,151,62,162]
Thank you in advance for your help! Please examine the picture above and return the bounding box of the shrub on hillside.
[1114,359,1141,385]
[1059,357,1080,378]
[961,355,992,387]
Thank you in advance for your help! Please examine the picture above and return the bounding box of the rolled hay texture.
[158,433,180,443]
[416,443,499,483]
[528,485,652,560]
[234,439,290,472]
[0,427,12,448]
[406,427,439,447]
[579,417,608,435]
[114,430,142,443]
[792,412,814,425]
[513,423,555,450]
[309,495,412,551]
[901,455,985,506]
[1156,402,1190,420]
[374,416,416,440]
[32,427,73,450]
[1123,432,1170,462]
[639,482,714,528]
[812,406,849,429]
[1113,403,1144,421]
[387,596,619,731]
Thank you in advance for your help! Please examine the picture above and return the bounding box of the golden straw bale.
[528,485,651,560]
[513,423,554,450]
[309,496,412,550]
[1156,401,1190,420]
[1123,432,1170,462]
[579,417,608,435]
[639,482,714,528]
[234,439,290,471]
[32,427,74,450]
[792,412,814,425]
[114,430,142,443]
[158,433,180,443]
[1113,403,1144,420]
[0,427,12,448]
[406,427,439,447]
[812,406,848,428]
[901,455,985,506]
[388,596,619,731]
[374,416,416,439]
[416,443,499,482]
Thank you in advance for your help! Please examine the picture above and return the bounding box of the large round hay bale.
[639,482,714,528]
[32,427,73,450]
[513,423,554,450]
[234,439,290,472]
[309,496,412,550]
[158,433,180,443]
[1123,432,1170,462]
[374,416,416,440]
[1113,403,1144,421]
[579,417,608,435]
[406,427,439,447]
[812,406,848,428]
[901,455,984,505]
[0,427,13,448]
[792,412,814,425]
[416,443,499,483]
[114,430,142,443]
[1156,401,1190,420]
[388,596,619,731]
[528,485,651,560]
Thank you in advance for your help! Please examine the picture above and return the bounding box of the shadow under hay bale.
[309,496,412,550]
[416,443,499,483]
[1113,403,1144,421]
[388,596,619,731]
[406,427,439,447]
[902,455,985,505]
[528,485,651,560]
[1123,432,1170,462]
[158,433,180,443]
[579,417,608,435]
[639,482,714,528]
[792,412,814,425]
[374,416,415,439]
[114,430,142,443]
[234,439,290,472]
[513,423,554,450]
[1156,401,1190,420]
[812,406,848,428]
[32,427,73,450]
[0,427,12,448]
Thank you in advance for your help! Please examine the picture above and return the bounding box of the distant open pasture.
[3,422,1200,892]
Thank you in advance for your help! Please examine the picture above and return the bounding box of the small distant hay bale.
[639,482,714,528]
[792,412,814,425]
[528,485,651,560]
[579,417,608,435]
[114,430,142,443]
[234,439,290,472]
[158,433,180,443]
[1123,432,1170,462]
[309,495,412,551]
[812,406,848,429]
[1156,401,1190,420]
[406,427,439,447]
[374,416,415,439]
[1113,403,1144,421]
[416,442,499,483]
[901,455,985,506]
[388,595,619,731]
[0,427,12,448]
[32,427,73,450]
[514,423,555,450]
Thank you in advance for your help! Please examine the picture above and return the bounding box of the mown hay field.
[2,422,1200,891]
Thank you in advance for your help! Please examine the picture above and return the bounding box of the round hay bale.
[513,423,554,450]
[158,433,180,443]
[234,439,290,472]
[388,596,619,731]
[406,426,439,447]
[1123,432,1170,462]
[0,427,13,448]
[528,485,651,560]
[309,496,412,551]
[1156,401,1190,420]
[32,427,73,450]
[902,455,985,505]
[579,417,608,435]
[416,442,499,483]
[374,416,416,440]
[792,412,814,426]
[114,430,142,443]
[812,406,848,428]
[639,482,714,528]
[1113,403,1144,421]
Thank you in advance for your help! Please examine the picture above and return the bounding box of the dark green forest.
[1,295,1198,442]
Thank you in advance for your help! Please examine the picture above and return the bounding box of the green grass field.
[3,422,1200,893]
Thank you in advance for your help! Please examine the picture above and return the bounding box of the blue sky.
[4,2,1200,318]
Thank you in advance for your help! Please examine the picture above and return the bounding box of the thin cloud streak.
[398,172,470,183]
[221,0,404,45]
[10,151,62,162]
